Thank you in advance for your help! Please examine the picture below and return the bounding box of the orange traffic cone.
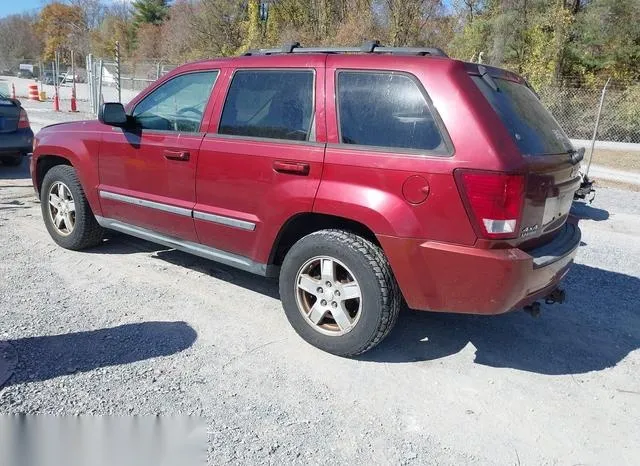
[70,87,78,112]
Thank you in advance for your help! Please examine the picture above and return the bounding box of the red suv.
[31,42,582,356]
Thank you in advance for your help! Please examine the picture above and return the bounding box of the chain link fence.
[538,81,640,144]
[101,61,178,92]
[87,55,179,114]
[85,56,640,145]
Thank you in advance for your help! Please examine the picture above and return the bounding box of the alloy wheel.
[47,181,76,236]
[295,256,363,336]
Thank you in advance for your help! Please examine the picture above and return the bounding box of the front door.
[98,71,219,242]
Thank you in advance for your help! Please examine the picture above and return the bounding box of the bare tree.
[188,0,245,57]
[385,0,444,46]
[0,14,42,70]
[161,0,196,62]
[69,0,107,29]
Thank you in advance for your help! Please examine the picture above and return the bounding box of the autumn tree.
[91,14,135,59]
[187,0,245,57]
[135,23,164,60]
[569,0,640,82]
[162,0,199,61]
[36,3,86,63]
[385,0,444,46]
[69,0,107,29]
[19,0,636,88]
[333,0,380,46]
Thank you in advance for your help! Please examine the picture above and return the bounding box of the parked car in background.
[0,91,33,166]
[17,69,34,79]
[31,41,582,356]
[40,71,54,85]
[40,71,65,85]
[62,69,86,83]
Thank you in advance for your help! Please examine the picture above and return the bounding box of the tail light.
[455,170,525,239]
[18,108,30,129]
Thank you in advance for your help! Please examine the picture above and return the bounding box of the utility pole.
[259,1,269,39]
[115,41,121,103]
[70,50,78,112]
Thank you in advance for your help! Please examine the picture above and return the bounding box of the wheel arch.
[34,149,102,217]
[36,154,73,195]
[268,212,380,266]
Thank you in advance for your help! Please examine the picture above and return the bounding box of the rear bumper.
[0,128,33,155]
[379,221,581,315]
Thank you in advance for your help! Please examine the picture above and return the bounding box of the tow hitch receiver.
[523,301,541,317]
[523,288,566,318]
[545,288,566,305]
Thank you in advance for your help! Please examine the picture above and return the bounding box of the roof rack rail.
[244,40,448,58]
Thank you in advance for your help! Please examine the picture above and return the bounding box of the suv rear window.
[219,70,314,141]
[472,75,573,156]
[337,71,448,154]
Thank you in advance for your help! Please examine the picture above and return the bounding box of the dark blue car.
[0,91,33,166]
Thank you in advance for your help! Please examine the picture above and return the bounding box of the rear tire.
[41,165,104,250]
[279,229,401,357]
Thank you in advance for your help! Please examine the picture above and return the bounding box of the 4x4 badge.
[521,224,539,237]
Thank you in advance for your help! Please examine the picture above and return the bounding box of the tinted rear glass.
[472,76,573,155]
[337,71,448,153]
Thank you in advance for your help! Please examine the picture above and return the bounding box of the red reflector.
[455,170,525,239]
[18,109,30,129]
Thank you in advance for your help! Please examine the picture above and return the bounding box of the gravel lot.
[1,106,639,465]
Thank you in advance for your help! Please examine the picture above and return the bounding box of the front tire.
[40,165,104,250]
[279,230,401,357]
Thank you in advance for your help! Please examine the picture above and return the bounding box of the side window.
[337,71,448,153]
[133,71,218,132]
[219,70,314,141]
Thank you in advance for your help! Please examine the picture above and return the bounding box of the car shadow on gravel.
[361,263,640,375]
[0,321,197,387]
[0,158,30,180]
[84,234,281,299]
[570,202,610,222]
[76,235,637,376]
[154,249,281,299]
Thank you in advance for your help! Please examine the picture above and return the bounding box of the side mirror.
[99,102,128,126]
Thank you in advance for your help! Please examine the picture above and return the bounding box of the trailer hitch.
[523,301,541,318]
[523,288,566,317]
[574,175,596,203]
[545,288,566,305]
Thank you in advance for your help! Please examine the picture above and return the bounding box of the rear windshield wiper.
[478,65,500,92]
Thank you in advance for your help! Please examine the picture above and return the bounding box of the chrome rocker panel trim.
[95,216,276,277]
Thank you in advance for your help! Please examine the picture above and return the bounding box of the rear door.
[318,57,474,246]
[195,63,326,263]
[471,71,582,244]
[98,71,219,242]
